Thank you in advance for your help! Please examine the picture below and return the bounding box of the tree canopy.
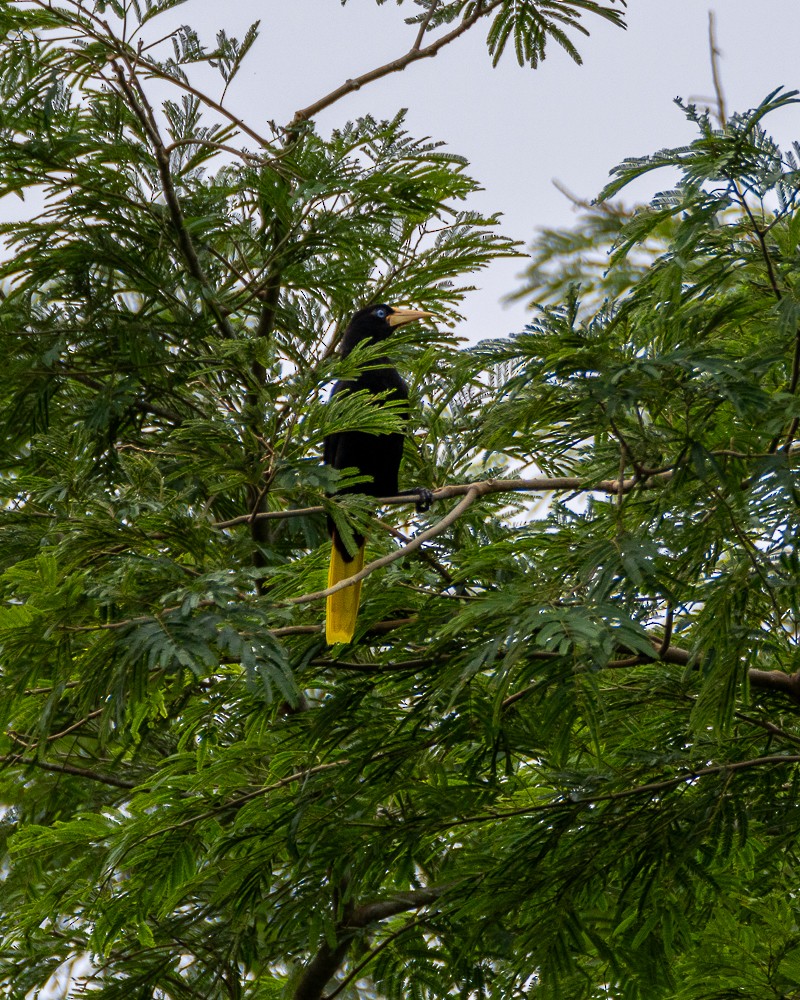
[2,2,800,999]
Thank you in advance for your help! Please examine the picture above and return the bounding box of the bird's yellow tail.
[326,541,365,644]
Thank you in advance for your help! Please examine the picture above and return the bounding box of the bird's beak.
[386,307,435,328]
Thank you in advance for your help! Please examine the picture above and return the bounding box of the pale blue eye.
[375,307,387,319]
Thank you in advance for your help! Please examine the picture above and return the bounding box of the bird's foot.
[412,487,434,514]
[396,486,434,512]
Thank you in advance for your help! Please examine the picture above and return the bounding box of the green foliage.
[359,0,627,68]
[2,2,800,1000]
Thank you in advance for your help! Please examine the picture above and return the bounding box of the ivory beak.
[386,307,436,328]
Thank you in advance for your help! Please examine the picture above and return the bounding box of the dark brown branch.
[246,219,286,564]
[24,680,80,696]
[294,888,446,1000]
[734,183,782,302]
[501,632,800,709]
[780,330,800,451]
[734,710,800,746]
[312,657,436,673]
[110,60,235,342]
[443,754,800,830]
[624,639,800,705]
[323,915,425,1000]
[659,607,674,656]
[376,517,454,586]
[749,668,800,702]
[0,754,137,789]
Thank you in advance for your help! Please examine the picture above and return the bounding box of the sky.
[177,0,800,342]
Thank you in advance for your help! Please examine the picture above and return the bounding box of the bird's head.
[340,303,434,355]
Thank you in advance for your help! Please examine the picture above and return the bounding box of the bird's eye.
[374,307,387,319]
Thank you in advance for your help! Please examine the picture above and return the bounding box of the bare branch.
[213,470,677,529]
[708,12,727,127]
[289,487,482,606]
[289,0,505,127]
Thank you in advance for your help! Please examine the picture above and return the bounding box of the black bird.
[324,303,433,644]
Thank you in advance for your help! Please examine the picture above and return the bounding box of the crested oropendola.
[323,303,433,645]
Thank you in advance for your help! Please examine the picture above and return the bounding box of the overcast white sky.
[184,0,796,341]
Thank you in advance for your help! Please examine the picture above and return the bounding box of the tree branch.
[0,754,137,789]
[8,707,104,752]
[294,887,446,1000]
[109,59,236,342]
[500,631,800,709]
[322,915,426,1000]
[285,471,675,607]
[289,487,481,606]
[30,0,279,152]
[289,0,505,127]
[212,470,677,529]
[442,754,800,830]
[62,368,188,425]
[707,11,727,127]
[412,0,443,51]
[748,668,800,702]
[272,617,414,638]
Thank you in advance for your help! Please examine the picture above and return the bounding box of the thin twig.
[441,754,800,829]
[289,488,481,606]
[132,761,350,846]
[0,754,136,789]
[376,517,454,586]
[110,59,236,341]
[659,607,674,656]
[8,707,104,751]
[708,12,727,127]
[312,657,436,673]
[412,0,443,51]
[29,0,279,152]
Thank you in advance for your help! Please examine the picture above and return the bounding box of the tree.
[2,2,800,999]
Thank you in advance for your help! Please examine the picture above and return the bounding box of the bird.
[324,303,434,645]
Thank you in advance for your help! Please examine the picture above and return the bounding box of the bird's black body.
[324,368,409,555]
[323,303,432,644]
[324,305,413,557]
